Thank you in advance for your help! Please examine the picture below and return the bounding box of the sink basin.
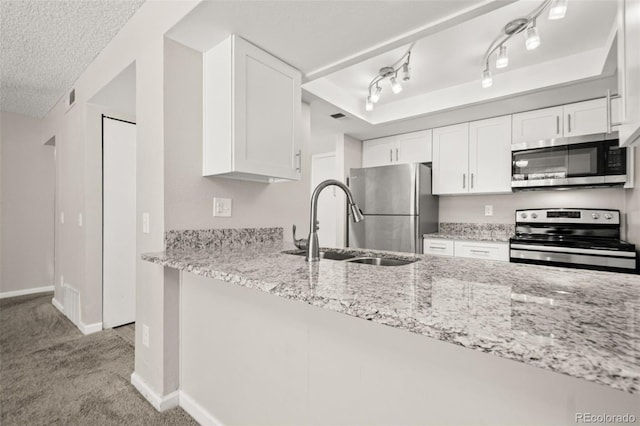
[282,250,358,261]
[346,257,418,266]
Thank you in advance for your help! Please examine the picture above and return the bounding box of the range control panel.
[515,209,620,225]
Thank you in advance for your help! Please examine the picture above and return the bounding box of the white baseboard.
[0,285,54,299]
[79,321,103,335]
[130,372,179,412]
[52,297,64,313]
[179,391,224,426]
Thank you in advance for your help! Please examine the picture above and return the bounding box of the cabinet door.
[362,136,395,168]
[233,36,302,180]
[454,241,509,261]
[564,98,607,137]
[396,130,433,164]
[618,0,640,147]
[423,238,454,256]
[512,106,563,145]
[432,123,469,194]
[469,116,512,194]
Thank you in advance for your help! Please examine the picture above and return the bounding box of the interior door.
[311,153,338,247]
[103,116,136,329]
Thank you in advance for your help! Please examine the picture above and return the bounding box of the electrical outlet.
[485,205,494,216]
[142,324,149,347]
[213,197,232,217]
[60,275,64,288]
[78,213,83,227]
[60,211,65,224]
[142,213,150,234]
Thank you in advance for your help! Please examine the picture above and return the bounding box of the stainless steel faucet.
[306,179,364,262]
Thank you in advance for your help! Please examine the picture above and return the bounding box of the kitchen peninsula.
[143,228,640,425]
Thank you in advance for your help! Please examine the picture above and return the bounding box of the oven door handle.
[510,243,637,258]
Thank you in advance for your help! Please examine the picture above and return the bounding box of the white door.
[396,130,432,164]
[432,123,469,195]
[103,117,136,328]
[564,98,607,137]
[512,106,563,145]
[311,153,338,248]
[469,116,512,194]
[362,136,395,168]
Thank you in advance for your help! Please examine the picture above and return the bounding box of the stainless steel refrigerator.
[348,163,438,254]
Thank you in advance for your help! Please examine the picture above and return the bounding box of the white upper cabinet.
[203,35,302,182]
[468,116,512,194]
[432,123,469,194]
[563,98,608,137]
[617,0,640,147]
[396,130,432,164]
[512,106,563,145]
[433,117,511,195]
[361,136,396,168]
[362,130,432,168]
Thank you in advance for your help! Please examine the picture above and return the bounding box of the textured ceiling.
[0,0,145,118]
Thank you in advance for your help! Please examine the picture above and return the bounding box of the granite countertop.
[423,232,511,242]
[424,222,515,242]
[142,242,640,394]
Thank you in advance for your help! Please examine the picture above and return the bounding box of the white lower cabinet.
[423,238,454,256]
[454,241,509,262]
[423,237,508,262]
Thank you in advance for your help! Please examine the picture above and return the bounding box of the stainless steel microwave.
[511,134,627,190]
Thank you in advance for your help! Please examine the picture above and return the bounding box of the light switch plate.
[142,213,150,234]
[485,205,494,216]
[213,197,232,217]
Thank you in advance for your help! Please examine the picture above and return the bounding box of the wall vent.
[63,284,80,325]
[330,113,346,119]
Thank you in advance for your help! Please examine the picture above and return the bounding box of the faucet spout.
[306,179,363,262]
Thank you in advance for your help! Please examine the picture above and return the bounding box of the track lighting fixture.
[364,48,412,111]
[481,0,567,88]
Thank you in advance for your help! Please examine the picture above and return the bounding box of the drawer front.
[423,238,454,256]
[454,241,509,261]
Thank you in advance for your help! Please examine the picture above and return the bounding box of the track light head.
[481,69,493,88]
[371,85,382,103]
[365,96,373,111]
[525,22,540,50]
[390,75,403,94]
[496,45,508,69]
[548,0,568,20]
[402,63,411,82]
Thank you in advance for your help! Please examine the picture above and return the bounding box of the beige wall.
[0,112,55,294]
[164,39,311,242]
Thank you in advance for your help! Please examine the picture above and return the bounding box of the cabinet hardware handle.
[389,149,393,162]
[471,173,474,189]
[556,116,560,135]
[395,148,399,162]
[429,246,446,250]
[470,249,490,254]
[462,173,466,189]
[606,89,623,133]
[295,149,302,172]
[568,114,571,133]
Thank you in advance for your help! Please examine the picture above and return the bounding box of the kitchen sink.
[282,250,418,266]
[282,250,358,261]
[345,257,418,266]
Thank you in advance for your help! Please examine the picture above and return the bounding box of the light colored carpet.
[0,292,197,425]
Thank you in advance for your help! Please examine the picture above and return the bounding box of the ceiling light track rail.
[481,0,567,88]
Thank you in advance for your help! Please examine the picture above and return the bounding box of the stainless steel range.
[509,208,637,273]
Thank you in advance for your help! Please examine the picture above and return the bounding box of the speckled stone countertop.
[142,242,640,394]
[424,222,515,242]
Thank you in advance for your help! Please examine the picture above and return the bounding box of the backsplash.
[165,227,283,251]
[439,222,515,241]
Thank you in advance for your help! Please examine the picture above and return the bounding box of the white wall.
[0,112,55,295]
[41,0,201,397]
[439,188,627,223]
[164,39,311,241]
